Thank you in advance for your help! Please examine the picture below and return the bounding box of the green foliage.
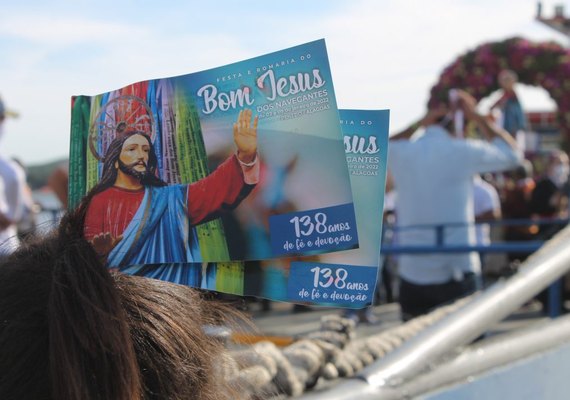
[26,158,67,190]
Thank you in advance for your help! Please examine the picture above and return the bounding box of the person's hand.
[90,232,123,258]
[455,90,479,120]
[422,104,448,126]
[233,109,258,164]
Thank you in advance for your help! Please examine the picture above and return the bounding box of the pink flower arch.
[428,37,570,148]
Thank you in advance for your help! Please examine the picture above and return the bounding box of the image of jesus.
[82,109,259,267]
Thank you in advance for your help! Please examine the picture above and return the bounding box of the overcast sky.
[0,0,568,164]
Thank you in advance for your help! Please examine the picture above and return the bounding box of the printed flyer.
[242,109,390,307]
[70,40,358,271]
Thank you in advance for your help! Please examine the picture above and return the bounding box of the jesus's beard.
[118,159,149,182]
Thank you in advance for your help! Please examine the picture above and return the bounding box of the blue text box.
[287,261,377,307]
[269,203,358,257]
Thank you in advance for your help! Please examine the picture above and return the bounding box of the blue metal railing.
[381,217,569,254]
[380,217,570,317]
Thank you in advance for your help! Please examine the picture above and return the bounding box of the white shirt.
[473,175,501,246]
[0,155,25,253]
[388,125,521,284]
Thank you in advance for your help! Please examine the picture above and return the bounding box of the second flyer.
[243,109,390,306]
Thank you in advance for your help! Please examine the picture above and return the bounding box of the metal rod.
[373,314,570,400]
[302,225,570,399]
[365,225,570,387]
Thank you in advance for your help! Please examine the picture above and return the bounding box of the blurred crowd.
[381,70,570,322]
[0,97,38,255]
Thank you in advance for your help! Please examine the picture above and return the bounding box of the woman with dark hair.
[0,208,236,400]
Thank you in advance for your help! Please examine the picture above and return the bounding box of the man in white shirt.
[389,90,521,321]
[0,97,25,254]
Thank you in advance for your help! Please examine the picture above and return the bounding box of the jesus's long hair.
[93,131,167,196]
[76,131,167,226]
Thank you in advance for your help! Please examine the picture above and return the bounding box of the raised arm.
[187,109,259,225]
[456,89,519,151]
[390,105,448,141]
[234,108,258,163]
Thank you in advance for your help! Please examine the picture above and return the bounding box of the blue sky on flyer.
[0,0,568,164]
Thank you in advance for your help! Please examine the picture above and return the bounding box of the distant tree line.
[25,158,67,190]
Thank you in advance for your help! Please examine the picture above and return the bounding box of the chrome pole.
[365,225,570,388]
[301,225,570,399]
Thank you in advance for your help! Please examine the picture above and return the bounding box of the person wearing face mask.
[0,96,26,255]
[530,149,570,313]
[530,149,570,239]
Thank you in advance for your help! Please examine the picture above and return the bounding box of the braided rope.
[224,295,474,398]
